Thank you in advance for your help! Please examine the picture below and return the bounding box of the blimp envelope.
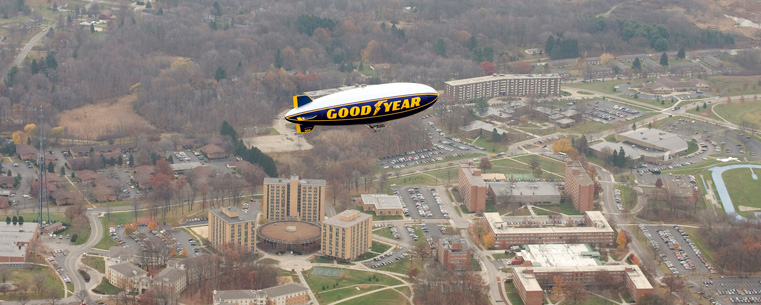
[285,83,439,133]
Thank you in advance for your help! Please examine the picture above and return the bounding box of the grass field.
[1,266,64,300]
[94,211,144,250]
[566,80,626,95]
[616,185,637,210]
[713,99,761,127]
[82,255,106,273]
[709,75,761,97]
[57,94,154,141]
[334,288,410,305]
[371,241,391,254]
[513,155,566,175]
[374,227,396,240]
[305,268,402,304]
[376,256,424,275]
[504,283,525,305]
[472,136,511,154]
[94,277,121,295]
[721,168,761,216]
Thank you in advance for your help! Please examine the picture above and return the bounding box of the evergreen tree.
[30,59,39,74]
[90,23,95,33]
[632,58,642,72]
[5,66,18,87]
[660,52,669,66]
[274,49,283,68]
[18,216,23,225]
[47,161,55,173]
[545,35,556,55]
[612,149,618,166]
[5,216,9,224]
[434,38,447,57]
[491,128,501,143]
[117,155,123,166]
[214,66,226,81]
[618,147,627,167]
[157,7,163,15]
[145,1,151,8]
[703,102,707,110]
[221,121,238,142]
[632,123,637,131]
[60,166,65,176]
[128,154,134,167]
[696,105,700,112]
[12,216,17,225]
[677,47,685,59]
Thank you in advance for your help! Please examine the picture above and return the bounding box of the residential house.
[213,283,310,305]
[69,144,134,158]
[132,165,155,190]
[77,170,99,185]
[642,58,663,73]
[51,189,75,205]
[0,176,15,189]
[105,262,151,294]
[153,266,187,295]
[201,144,226,159]
[669,62,705,77]
[617,54,649,63]
[702,55,724,69]
[93,176,118,202]
[16,145,38,161]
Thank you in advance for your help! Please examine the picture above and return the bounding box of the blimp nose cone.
[285,108,298,118]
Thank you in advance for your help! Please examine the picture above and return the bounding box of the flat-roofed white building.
[615,128,688,156]
[445,74,561,102]
[483,211,614,249]
[487,181,561,205]
[360,194,404,216]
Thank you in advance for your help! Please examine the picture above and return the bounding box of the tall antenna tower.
[37,106,49,225]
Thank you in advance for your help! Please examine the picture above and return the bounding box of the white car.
[22,194,30,198]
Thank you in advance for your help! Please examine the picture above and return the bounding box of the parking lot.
[640,225,713,275]
[585,99,646,124]
[377,116,484,169]
[112,223,203,258]
[391,185,448,219]
[691,276,761,304]
[366,223,448,269]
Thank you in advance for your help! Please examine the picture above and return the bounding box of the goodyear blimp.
[284,83,439,133]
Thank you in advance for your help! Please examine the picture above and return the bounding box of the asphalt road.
[64,211,101,300]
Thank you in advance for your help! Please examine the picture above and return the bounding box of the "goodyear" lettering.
[328,97,421,119]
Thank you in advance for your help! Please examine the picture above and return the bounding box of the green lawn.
[713,99,761,127]
[374,227,396,240]
[82,255,106,273]
[504,282,525,305]
[709,76,761,97]
[333,287,409,305]
[472,136,511,154]
[387,173,440,186]
[616,185,637,210]
[663,159,733,176]
[93,277,121,295]
[371,241,391,253]
[258,258,279,265]
[492,252,514,260]
[722,168,761,216]
[584,293,618,305]
[376,256,424,275]
[486,158,532,175]
[683,227,714,265]
[312,256,335,264]
[533,201,583,215]
[305,268,402,304]
[1,266,64,300]
[566,80,630,95]
[565,120,614,135]
[513,155,566,175]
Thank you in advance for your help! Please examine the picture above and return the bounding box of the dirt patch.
[57,94,153,141]
[739,205,761,212]
[277,276,294,285]
[190,226,208,239]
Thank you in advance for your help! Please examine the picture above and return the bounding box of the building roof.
[439,236,469,252]
[261,283,309,297]
[361,194,404,210]
[264,176,326,186]
[590,141,668,160]
[109,246,134,261]
[459,120,508,135]
[171,162,203,172]
[214,289,266,302]
[521,244,600,267]
[488,182,561,198]
[15,144,38,156]
[556,118,576,125]
[77,170,99,182]
[460,163,486,187]
[201,144,226,155]
[484,211,613,235]
[109,262,147,278]
[209,206,258,224]
[566,160,593,186]
[618,128,688,154]
[0,222,38,259]
[513,264,653,291]
[445,74,560,86]
[155,267,185,283]
[323,210,371,228]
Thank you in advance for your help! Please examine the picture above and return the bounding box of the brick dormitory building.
[564,160,595,212]
[458,162,487,214]
[444,74,561,102]
[483,211,615,249]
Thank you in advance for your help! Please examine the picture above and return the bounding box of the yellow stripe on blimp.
[293,96,299,109]
[309,96,437,122]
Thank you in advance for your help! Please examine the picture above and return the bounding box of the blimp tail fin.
[295,124,315,133]
[293,95,313,108]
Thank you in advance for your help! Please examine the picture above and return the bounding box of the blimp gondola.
[284,83,439,133]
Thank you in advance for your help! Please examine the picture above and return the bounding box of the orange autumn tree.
[482,232,495,249]
[616,231,628,249]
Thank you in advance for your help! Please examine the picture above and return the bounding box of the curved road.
[64,211,102,299]
[3,26,53,81]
